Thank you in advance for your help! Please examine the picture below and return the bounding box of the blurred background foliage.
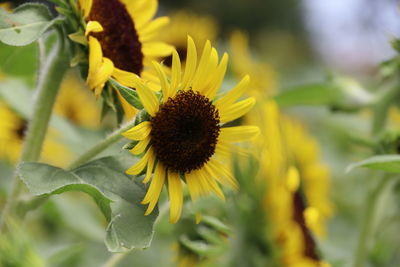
[1,0,400,266]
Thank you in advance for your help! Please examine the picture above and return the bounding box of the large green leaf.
[18,154,158,252]
[346,155,400,173]
[274,83,341,107]
[0,3,58,46]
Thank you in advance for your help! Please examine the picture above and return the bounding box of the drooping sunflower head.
[74,0,172,99]
[122,37,259,223]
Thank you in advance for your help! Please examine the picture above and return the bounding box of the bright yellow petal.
[191,40,211,92]
[116,89,138,120]
[152,61,171,100]
[135,80,159,117]
[219,126,260,143]
[185,172,201,201]
[143,163,166,215]
[198,169,225,200]
[85,21,103,36]
[122,121,151,140]
[170,50,182,92]
[203,53,228,99]
[205,159,239,190]
[130,137,150,155]
[215,75,250,107]
[286,166,300,192]
[124,0,157,30]
[87,36,103,77]
[143,150,156,184]
[142,42,173,57]
[79,0,92,17]
[91,58,114,98]
[219,97,255,123]
[168,171,183,223]
[126,148,151,175]
[140,16,170,42]
[181,36,197,90]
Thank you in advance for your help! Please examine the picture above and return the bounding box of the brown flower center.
[88,0,143,75]
[150,90,220,173]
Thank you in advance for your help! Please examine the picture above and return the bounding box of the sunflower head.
[62,0,172,120]
[122,37,259,223]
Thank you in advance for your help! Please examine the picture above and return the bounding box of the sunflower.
[54,70,100,128]
[229,31,277,98]
[0,101,72,166]
[252,101,333,266]
[158,10,219,67]
[77,0,173,118]
[121,37,259,223]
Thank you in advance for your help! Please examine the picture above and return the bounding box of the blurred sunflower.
[158,10,219,67]
[54,70,100,128]
[229,31,277,98]
[0,2,12,11]
[0,102,72,166]
[252,101,333,266]
[75,0,173,118]
[122,37,259,223]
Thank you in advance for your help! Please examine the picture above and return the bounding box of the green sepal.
[109,78,144,110]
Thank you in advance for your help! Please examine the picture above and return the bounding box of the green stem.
[371,86,400,135]
[353,175,392,267]
[67,118,137,170]
[0,38,69,232]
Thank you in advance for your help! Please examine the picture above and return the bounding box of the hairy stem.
[0,38,69,232]
[353,175,392,267]
[67,118,137,170]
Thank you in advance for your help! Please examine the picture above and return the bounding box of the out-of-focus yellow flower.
[229,31,277,98]
[159,10,219,66]
[54,70,100,128]
[0,102,72,166]
[250,100,333,266]
[0,2,12,11]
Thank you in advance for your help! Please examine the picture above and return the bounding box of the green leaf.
[17,154,158,252]
[274,83,340,107]
[346,155,400,173]
[0,3,59,46]
[109,79,144,110]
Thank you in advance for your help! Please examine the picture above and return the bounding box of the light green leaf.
[109,79,144,110]
[0,3,59,46]
[18,154,158,252]
[346,155,400,173]
[274,83,340,107]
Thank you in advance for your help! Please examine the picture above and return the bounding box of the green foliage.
[109,78,144,110]
[17,154,158,252]
[0,3,60,46]
[274,83,341,107]
[347,155,400,173]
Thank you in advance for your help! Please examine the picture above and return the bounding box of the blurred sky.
[302,0,400,74]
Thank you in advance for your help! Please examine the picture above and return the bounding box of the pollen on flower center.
[88,0,143,75]
[150,90,220,173]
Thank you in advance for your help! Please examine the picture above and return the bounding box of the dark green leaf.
[346,155,400,173]
[0,3,58,46]
[18,154,158,252]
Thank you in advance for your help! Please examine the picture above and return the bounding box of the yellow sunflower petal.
[143,163,166,215]
[219,97,255,123]
[79,0,92,18]
[85,21,103,36]
[191,40,212,92]
[143,150,156,184]
[219,126,260,143]
[215,75,250,107]
[87,36,103,76]
[152,61,171,100]
[185,172,201,201]
[126,148,151,175]
[116,89,138,120]
[198,169,225,200]
[90,58,114,98]
[135,80,159,117]
[182,36,197,90]
[203,53,229,99]
[205,159,239,190]
[142,42,174,57]
[170,50,182,92]
[168,171,183,223]
[130,137,150,155]
[122,121,151,140]
[124,0,157,30]
[140,16,170,42]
